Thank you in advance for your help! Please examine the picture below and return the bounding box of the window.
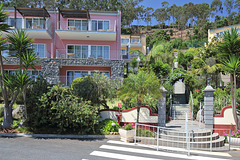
[5,18,22,29]
[2,44,16,57]
[32,44,46,58]
[91,46,109,59]
[27,70,42,81]
[26,18,45,29]
[67,45,88,58]
[91,20,110,31]
[121,38,130,44]
[121,49,127,55]
[67,71,110,86]
[131,38,140,43]
[67,71,89,86]
[6,70,41,82]
[68,19,87,31]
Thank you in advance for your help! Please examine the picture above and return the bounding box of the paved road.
[0,137,239,160]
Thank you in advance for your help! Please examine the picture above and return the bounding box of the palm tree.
[7,30,38,121]
[222,55,240,129]
[217,28,240,129]
[118,70,162,123]
[0,4,38,127]
[7,29,33,69]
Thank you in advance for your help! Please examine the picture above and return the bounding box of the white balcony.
[55,21,116,41]
[1,18,53,39]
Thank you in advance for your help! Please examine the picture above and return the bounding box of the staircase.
[137,122,227,151]
[156,128,226,150]
[172,104,190,120]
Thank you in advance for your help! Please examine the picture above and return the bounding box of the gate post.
[203,85,215,129]
[158,86,167,127]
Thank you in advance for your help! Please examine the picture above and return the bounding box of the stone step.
[137,136,225,149]
[161,129,211,137]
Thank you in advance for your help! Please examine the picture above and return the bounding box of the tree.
[168,4,177,25]
[7,29,38,120]
[0,4,38,128]
[234,0,240,13]
[71,73,118,109]
[222,55,240,129]
[143,7,154,26]
[217,28,240,129]
[118,70,161,123]
[224,0,234,15]
[211,0,223,15]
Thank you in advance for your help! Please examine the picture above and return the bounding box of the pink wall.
[5,10,121,59]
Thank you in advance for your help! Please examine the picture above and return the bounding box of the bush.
[136,129,155,137]
[0,117,3,125]
[12,119,21,129]
[28,85,99,134]
[99,119,121,134]
[0,106,3,117]
[123,124,133,130]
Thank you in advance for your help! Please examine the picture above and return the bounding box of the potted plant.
[226,130,240,146]
[119,123,135,143]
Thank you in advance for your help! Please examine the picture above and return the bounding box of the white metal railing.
[134,123,231,155]
[57,20,116,32]
[56,49,112,59]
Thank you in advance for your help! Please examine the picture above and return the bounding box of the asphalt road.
[0,137,239,160]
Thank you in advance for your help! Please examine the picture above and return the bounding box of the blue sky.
[132,0,223,25]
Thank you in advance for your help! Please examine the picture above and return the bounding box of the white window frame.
[121,38,130,44]
[66,70,110,86]
[67,19,88,31]
[25,18,46,29]
[90,45,110,59]
[67,44,110,59]
[66,44,89,58]
[32,44,46,58]
[131,38,140,43]
[91,20,110,31]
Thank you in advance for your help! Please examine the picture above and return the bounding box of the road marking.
[90,151,162,160]
[107,140,231,157]
[100,145,227,160]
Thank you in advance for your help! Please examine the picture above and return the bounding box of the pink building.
[2,7,124,85]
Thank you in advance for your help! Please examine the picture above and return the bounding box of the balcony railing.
[56,49,110,59]
[5,18,53,37]
[57,21,116,32]
[122,53,139,60]
[121,39,142,45]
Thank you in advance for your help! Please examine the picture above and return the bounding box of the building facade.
[120,34,146,74]
[2,7,124,86]
[208,24,240,43]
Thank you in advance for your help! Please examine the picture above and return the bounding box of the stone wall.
[3,57,124,84]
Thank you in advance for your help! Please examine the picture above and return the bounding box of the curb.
[0,133,120,139]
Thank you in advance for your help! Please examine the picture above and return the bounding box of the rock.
[12,105,24,119]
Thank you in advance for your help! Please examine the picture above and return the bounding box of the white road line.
[107,140,231,157]
[90,151,162,160]
[100,145,227,160]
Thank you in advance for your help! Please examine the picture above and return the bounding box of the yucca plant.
[217,28,240,129]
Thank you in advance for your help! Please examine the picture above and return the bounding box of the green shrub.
[0,106,3,117]
[28,85,99,134]
[0,117,3,125]
[136,129,155,137]
[12,119,21,129]
[124,124,133,130]
[99,119,120,134]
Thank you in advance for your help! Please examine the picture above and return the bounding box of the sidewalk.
[0,132,120,139]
